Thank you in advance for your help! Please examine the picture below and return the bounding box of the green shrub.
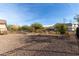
[54,23,68,34]
[21,25,32,32]
[31,22,44,32]
[7,25,20,32]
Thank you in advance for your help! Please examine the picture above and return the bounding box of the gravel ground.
[0,33,28,54]
[0,33,78,56]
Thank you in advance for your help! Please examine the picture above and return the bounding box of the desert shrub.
[7,25,20,32]
[21,25,32,32]
[31,22,44,32]
[54,23,68,34]
[7,25,12,31]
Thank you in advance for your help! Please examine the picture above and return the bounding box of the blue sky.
[0,3,79,25]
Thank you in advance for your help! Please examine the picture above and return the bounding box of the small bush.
[54,23,68,34]
[21,25,32,32]
[7,25,20,32]
[31,22,44,32]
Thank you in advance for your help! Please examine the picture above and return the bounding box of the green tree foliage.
[7,25,13,31]
[7,25,20,31]
[31,23,44,32]
[21,25,32,32]
[54,23,68,34]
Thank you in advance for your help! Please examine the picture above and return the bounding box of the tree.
[7,25,20,31]
[21,25,32,32]
[7,25,15,31]
[54,23,68,34]
[31,22,44,32]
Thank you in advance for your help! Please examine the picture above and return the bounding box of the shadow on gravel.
[1,35,79,56]
[24,35,60,43]
[1,43,78,56]
[21,35,79,55]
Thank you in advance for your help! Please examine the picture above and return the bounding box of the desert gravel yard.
[0,33,27,54]
[0,33,79,56]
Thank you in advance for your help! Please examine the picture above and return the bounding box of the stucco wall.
[0,24,7,31]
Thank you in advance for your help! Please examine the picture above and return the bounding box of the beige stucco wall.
[0,24,7,31]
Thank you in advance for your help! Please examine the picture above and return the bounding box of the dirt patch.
[0,33,78,56]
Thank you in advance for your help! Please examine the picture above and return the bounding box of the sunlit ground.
[0,32,78,56]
